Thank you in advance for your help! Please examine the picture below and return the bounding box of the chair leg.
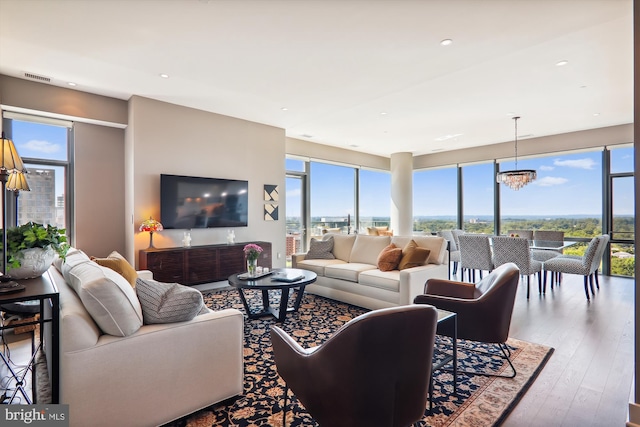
[537,272,542,295]
[589,274,596,296]
[453,262,458,275]
[282,384,289,427]
[583,276,591,300]
[594,271,600,289]
[526,275,530,299]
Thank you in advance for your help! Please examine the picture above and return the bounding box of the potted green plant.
[5,222,69,279]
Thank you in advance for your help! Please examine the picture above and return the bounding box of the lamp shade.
[0,133,25,173]
[139,217,163,233]
[6,171,30,192]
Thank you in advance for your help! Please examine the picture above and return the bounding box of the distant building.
[17,168,59,227]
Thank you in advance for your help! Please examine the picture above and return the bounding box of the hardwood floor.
[489,272,636,427]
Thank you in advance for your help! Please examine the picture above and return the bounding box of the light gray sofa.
[292,233,448,310]
[44,248,244,427]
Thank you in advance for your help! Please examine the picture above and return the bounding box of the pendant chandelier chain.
[513,116,520,170]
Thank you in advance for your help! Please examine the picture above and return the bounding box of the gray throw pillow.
[136,278,205,324]
[305,236,335,260]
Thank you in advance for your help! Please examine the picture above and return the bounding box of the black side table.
[0,271,59,404]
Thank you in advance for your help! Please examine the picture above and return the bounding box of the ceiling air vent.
[23,72,51,83]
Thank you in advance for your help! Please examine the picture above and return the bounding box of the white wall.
[127,96,287,268]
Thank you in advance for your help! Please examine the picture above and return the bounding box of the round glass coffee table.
[228,268,317,322]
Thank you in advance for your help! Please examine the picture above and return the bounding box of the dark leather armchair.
[270,305,438,427]
[413,262,520,377]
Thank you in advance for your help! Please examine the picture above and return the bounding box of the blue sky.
[289,147,634,218]
[11,120,67,198]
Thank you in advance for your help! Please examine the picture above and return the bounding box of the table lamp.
[0,133,27,293]
[140,217,163,248]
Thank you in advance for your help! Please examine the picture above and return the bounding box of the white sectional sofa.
[292,233,449,310]
[44,248,244,427]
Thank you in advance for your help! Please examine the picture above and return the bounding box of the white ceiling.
[0,0,633,157]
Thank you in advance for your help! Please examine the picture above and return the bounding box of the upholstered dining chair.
[457,233,494,282]
[270,305,438,427]
[437,230,461,276]
[543,235,602,300]
[531,230,565,262]
[492,236,542,299]
[414,262,520,378]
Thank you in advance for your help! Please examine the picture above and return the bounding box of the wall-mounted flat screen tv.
[160,174,248,229]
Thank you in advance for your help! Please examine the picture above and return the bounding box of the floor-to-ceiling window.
[2,114,72,236]
[499,150,603,241]
[608,145,634,277]
[413,166,458,233]
[462,162,495,233]
[309,162,355,237]
[359,168,391,233]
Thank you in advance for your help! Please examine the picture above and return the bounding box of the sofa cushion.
[366,227,379,235]
[359,269,401,292]
[295,259,346,276]
[392,236,446,265]
[377,243,402,271]
[64,261,143,337]
[324,263,377,282]
[324,233,357,262]
[135,278,205,324]
[398,240,431,270]
[91,251,138,287]
[349,235,391,265]
[57,248,91,275]
[305,236,335,260]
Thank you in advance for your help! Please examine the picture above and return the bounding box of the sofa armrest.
[292,253,306,268]
[62,308,244,427]
[136,270,154,280]
[398,263,449,306]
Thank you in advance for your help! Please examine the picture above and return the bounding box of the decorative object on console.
[0,133,29,293]
[182,231,192,247]
[139,217,163,248]
[244,243,263,276]
[227,229,235,244]
[5,222,68,280]
[496,116,537,190]
[264,203,278,221]
[264,184,279,202]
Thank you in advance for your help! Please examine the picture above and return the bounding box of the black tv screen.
[160,174,248,229]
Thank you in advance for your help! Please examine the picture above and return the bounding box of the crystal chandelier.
[496,116,536,190]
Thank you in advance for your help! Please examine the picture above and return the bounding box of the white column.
[390,152,413,236]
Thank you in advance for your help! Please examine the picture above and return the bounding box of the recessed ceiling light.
[440,39,453,46]
[348,144,359,148]
[580,85,587,89]
[434,133,463,142]
[556,60,569,67]
[380,112,388,115]
[301,134,313,138]
[67,82,77,86]
[281,107,288,111]
[431,148,444,152]
[506,112,517,117]
[159,73,170,78]
[593,113,600,116]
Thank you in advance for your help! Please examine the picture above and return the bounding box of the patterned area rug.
[166,287,553,427]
